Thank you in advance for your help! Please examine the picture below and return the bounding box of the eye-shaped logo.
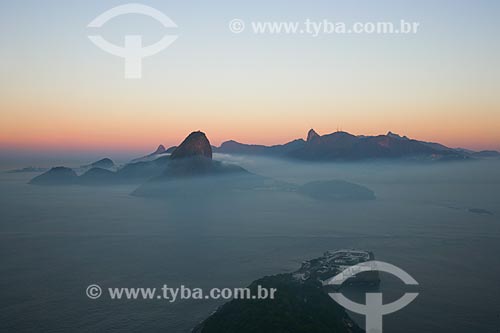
[327,261,419,333]
[88,3,178,79]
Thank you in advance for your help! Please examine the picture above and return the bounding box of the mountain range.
[29,130,378,201]
[214,129,499,161]
[29,131,261,189]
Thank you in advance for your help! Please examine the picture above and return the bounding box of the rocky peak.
[154,144,166,154]
[307,129,320,142]
[170,131,212,160]
[387,131,409,140]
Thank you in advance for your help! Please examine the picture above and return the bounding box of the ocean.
[1,157,499,332]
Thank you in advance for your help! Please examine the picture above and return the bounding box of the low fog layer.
[0,157,499,332]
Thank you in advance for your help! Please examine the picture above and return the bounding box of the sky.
[1,0,499,157]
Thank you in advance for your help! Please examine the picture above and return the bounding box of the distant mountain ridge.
[29,129,498,188]
[131,144,171,163]
[81,158,116,170]
[215,129,496,161]
[28,130,377,203]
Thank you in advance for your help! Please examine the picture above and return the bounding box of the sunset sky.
[1,0,499,156]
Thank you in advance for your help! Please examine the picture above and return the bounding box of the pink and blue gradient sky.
[1,0,499,156]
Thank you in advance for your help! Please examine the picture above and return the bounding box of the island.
[193,249,379,333]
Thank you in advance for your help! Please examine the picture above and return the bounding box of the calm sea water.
[0,157,499,332]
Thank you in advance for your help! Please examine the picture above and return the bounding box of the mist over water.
[1,156,499,332]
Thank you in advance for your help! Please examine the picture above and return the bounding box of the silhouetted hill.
[170,131,213,159]
[163,156,247,178]
[81,158,115,170]
[307,128,320,142]
[30,155,171,186]
[115,156,170,182]
[133,131,267,196]
[217,139,305,156]
[154,144,166,154]
[131,145,168,163]
[164,131,248,178]
[193,274,363,333]
[471,150,500,159]
[29,167,78,185]
[78,167,117,184]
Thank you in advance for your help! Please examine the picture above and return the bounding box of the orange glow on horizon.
[1,96,499,154]
[2,122,499,154]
